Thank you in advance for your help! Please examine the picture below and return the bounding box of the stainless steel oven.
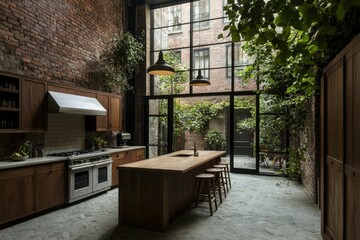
[68,153,112,203]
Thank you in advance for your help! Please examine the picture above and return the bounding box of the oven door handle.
[94,160,113,167]
[69,164,93,171]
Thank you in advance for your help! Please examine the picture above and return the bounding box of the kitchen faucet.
[187,139,199,157]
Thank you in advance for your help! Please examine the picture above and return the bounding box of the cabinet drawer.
[135,149,145,161]
[35,161,66,174]
[112,152,126,160]
[0,166,34,180]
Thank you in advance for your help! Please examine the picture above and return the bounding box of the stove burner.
[48,149,98,157]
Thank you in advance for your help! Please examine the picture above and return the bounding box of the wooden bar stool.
[206,168,226,203]
[218,160,232,190]
[213,164,229,193]
[189,173,218,216]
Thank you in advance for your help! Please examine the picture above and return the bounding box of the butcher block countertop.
[117,150,225,173]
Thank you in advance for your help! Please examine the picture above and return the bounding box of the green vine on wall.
[89,31,145,94]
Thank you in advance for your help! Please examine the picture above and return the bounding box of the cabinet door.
[109,96,122,131]
[0,167,35,225]
[128,149,145,163]
[35,162,66,211]
[111,152,126,186]
[96,94,109,131]
[21,79,46,131]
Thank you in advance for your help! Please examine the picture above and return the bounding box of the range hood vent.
[48,91,107,116]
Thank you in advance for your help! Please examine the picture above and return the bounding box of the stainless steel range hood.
[48,91,107,116]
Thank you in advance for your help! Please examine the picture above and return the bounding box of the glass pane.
[74,171,89,190]
[192,18,231,46]
[191,69,231,94]
[149,99,168,115]
[172,96,229,154]
[98,167,108,183]
[259,114,287,174]
[233,96,256,170]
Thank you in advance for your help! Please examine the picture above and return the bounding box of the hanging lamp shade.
[190,69,210,86]
[147,51,175,76]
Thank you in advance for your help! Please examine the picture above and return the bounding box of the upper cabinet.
[21,78,47,131]
[0,75,20,132]
[109,96,122,131]
[92,94,122,132]
[96,93,110,131]
[0,73,122,132]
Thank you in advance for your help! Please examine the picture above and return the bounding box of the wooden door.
[322,33,360,240]
[21,78,47,131]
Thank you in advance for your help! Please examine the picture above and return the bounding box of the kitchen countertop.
[118,149,225,173]
[0,146,145,170]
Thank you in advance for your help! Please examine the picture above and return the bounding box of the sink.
[172,153,193,157]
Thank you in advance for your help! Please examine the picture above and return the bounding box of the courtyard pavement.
[0,174,321,240]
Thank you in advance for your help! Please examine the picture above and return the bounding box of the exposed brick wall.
[0,0,125,89]
[302,95,321,203]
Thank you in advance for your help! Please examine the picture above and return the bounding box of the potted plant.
[11,140,32,161]
[93,136,107,150]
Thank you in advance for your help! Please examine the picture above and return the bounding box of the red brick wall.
[0,0,125,88]
[302,95,321,203]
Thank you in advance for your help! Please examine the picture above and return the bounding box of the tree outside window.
[193,48,209,79]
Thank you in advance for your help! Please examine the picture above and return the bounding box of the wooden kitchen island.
[117,150,225,232]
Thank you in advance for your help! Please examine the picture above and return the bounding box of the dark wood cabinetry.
[21,78,47,131]
[96,93,110,131]
[34,162,66,211]
[0,75,20,132]
[109,96,122,131]
[321,34,360,239]
[0,161,66,226]
[111,148,145,187]
[0,166,34,225]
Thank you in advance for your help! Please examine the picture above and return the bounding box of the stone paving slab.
[0,174,321,240]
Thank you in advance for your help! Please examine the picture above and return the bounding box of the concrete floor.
[0,174,321,240]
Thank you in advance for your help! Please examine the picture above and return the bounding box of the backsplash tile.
[45,114,85,155]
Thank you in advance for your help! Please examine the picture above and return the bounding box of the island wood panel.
[118,150,224,232]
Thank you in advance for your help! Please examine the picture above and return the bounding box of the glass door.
[231,95,257,173]
[146,98,170,158]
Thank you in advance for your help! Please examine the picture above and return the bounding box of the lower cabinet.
[0,166,35,225]
[35,162,66,212]
[111,148,145,187]
[0,161,66,226]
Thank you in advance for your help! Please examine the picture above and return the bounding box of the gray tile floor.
[0,174,321,240]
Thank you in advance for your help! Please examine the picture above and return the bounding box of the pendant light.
[147,51,175,76]
[147,10,175,76]
[190,17,210,86]
[190,69,211,86]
